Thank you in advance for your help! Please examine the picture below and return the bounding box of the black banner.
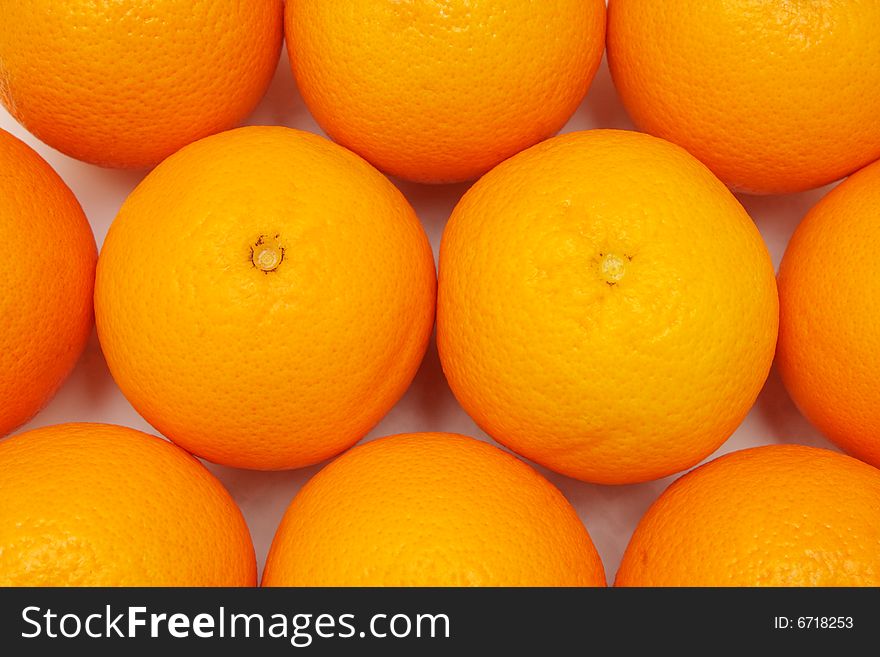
[0,588,874,653]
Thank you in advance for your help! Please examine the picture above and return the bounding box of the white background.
[2,54,839,583]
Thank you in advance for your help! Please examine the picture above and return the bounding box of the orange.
[616,444,880,586]
[95,126,436,470]
[607,0,880,194]
[0,423,255,586]
[262,433,605,586]
[0,129,95,437]
[284,0,606,183]
[437,130,778,485]
[777,159,880,469]
[0,0,283,168]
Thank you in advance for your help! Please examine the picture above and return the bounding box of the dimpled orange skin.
[262,433,605,587]
[0,129,96,437]
[607,0,880,194]
[616,445,880,586]
[0,0,282,169]
[0,423,256,586]
[284,0,606,184]
[777,160,880,469]
[437,130,779,485]
[95,126,436,471]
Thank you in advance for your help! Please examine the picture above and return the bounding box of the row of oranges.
[4,1,879,190]
[2,0,880,586]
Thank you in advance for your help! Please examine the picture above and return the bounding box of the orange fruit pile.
[616,445,880,587]
[0,0,283,168]
[438,130,778,485]
[95,126,436,470]
[285,0,606,183]
[0,423,255,586]
[777,159,880,469]
[0,128,96,438]
[607,0,880,193]
[263,433,605,587]
[2,0,880,590]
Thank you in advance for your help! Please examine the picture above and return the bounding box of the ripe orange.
[262,433,605,586]
[437,130,778,485]
[0,129,96,437]
[777,159,880,469]
[0,423,255,586]
[0,0,282,168]
[284,0,606,183]
[616,445,880,586]
[95,126,436,470]
[607,0,880,194]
